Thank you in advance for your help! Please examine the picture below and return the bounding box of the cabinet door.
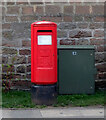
[59,49,95,94]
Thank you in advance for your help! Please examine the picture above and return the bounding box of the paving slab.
[40,107,104,118]
[80,109,104,118]
[40,108,82,118]
[2,110,42,118]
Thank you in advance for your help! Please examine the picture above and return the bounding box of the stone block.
[19,49,31,55]
[57,30,67,38]
[63,16,73,22]
[96,45,104,52]
[60,39,75,45]
[16,65,25,73]
[26,73,31,79]
[84,16,93,22]
[2,23,11,29]
[96,63,106,72]
[94,30,104,37]
[22,6,34,15]
[27,65,31,72]
[7,6,19,14]
[28,56,31,63]
[76,39,90,45]
[2,48,17,55]
[22,40,31,47]
[2,31,13,40]
[74,15,83,22]
[41,16,62,22]
[5,16,18,22]
[45,5,61,15]
[76,5,90,15]
[89,23,103,29]
[8,56,26,64]
[33,5,44,15]
[2,64,14,73]
[2,56,8,64]
[69,30,92,38]
[77,23,88,29]
[64,6,73,14]
[58,23,76,30]
[94,16,104,22]
[92,5,104,15]
[95,52,105,63]
[90,38,104,45]
[21,15,38,22]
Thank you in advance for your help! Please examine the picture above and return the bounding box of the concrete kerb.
[1,106,104,118]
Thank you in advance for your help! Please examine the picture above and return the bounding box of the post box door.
[33,28,57,84]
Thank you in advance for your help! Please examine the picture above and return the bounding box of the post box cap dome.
[32,21,57,25]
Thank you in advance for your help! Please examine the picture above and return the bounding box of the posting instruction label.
[38,35,52,45]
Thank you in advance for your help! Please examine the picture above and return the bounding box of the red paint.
[31,21,57,85]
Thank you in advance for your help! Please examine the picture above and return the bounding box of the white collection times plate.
[38,35,52,45]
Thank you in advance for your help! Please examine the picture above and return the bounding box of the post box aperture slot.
[37,30,52,32]
[38,35,52,45]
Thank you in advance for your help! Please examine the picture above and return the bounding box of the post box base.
[31,84,57,105]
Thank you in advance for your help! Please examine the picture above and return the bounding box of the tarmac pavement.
[1,106,104,119]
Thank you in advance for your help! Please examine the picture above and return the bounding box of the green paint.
[58,45,96,94]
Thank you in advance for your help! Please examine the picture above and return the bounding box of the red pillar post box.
[31,21,57,85]
[31,21,57,105]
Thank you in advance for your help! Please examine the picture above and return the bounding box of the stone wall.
[2,1,105,89]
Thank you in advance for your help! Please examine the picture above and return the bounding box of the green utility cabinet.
[58,45,96,94]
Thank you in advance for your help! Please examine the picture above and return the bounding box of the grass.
[54,90,105,107]
[2,90,105,108]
